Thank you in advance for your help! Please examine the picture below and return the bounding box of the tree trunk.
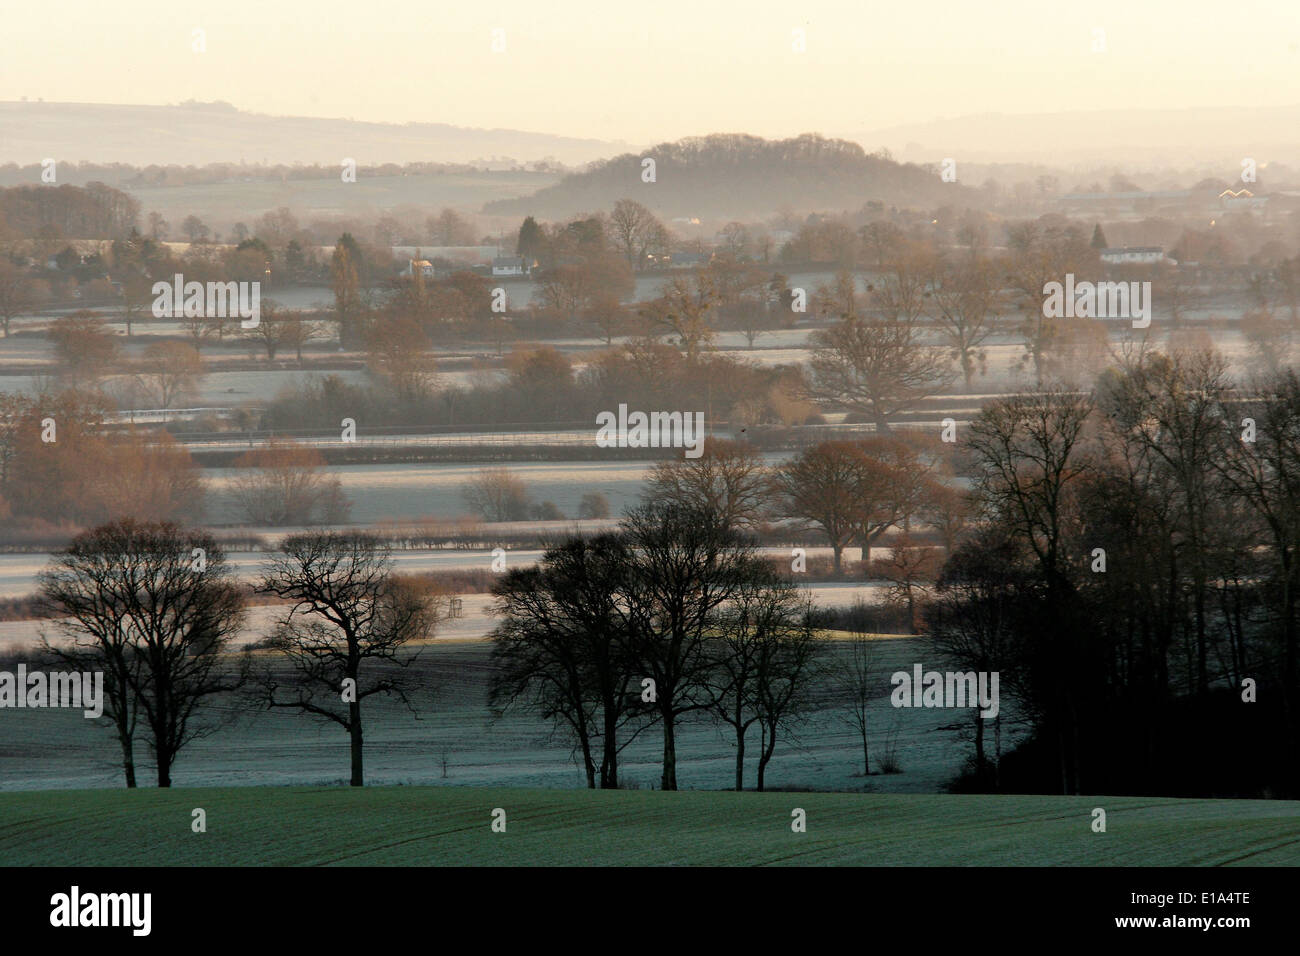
[860,725,870,775]
[735,725,745,791]
[994,716,1002,790]
[661,714,677,791]
[119,733,136,789]
[757,725,777,792]
[156,747,172,788]
[600,704,619,789]
[349,699,364,787]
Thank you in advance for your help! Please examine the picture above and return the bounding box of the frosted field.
[0,548,887,652]
[0,320,1279,420]
[0,635,1011,795]
[203,458,686,525]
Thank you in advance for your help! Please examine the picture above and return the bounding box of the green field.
[2,786,1298,866]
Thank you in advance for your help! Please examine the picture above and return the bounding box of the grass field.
[2,786,1298,866]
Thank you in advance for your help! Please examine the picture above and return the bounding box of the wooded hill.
[484,133,976,220]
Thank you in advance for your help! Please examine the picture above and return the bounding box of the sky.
[2,0,1299,144]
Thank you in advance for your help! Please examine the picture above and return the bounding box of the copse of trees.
[707,564,821,790]
[260,336,801,433]
[490,533,641,789]
[769,435,948,573]
[0,391,204,527]
[490,501,826,791]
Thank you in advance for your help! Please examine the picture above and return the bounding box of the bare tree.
[49,312,120,390]
[838,615,882,776]
[642,438,767,531]
[807,313,954,432]
[134,341,203,409]
[641,274,717,360]
[930,255,999,391]
[770,441,869,574]
[256,531,437,787]
[365,317,438,400]
[0,260,48,337]
[609,199,663,270]
[461,467,531,522]
[230,439,351,525]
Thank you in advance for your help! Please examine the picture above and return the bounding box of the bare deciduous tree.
[135,341,203,409]
[256,531,437,787]
[643,438,767,531]
[230,439,351,526]
[461,467,531,522]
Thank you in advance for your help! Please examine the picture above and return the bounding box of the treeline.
[0,159,568,190]
[928,354,1300,797]
[0,183,139,240]
[0,393,347,530]
[262,343,815,431]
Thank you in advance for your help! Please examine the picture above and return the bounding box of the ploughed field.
[2,785,1297,866]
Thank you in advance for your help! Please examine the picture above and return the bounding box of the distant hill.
[483,133,972,221]
[0,101,628,167]
[852,105,1300,168]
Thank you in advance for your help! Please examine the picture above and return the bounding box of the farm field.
[201,458,698,524]
[0,637,987,794]
[2,784,1296,866]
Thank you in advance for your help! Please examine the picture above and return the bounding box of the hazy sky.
[4,0,1299,144]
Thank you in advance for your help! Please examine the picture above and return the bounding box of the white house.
[1100,247,1165,265]
[491,256,528,277]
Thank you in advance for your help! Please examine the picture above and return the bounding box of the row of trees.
[0,393,347,527]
